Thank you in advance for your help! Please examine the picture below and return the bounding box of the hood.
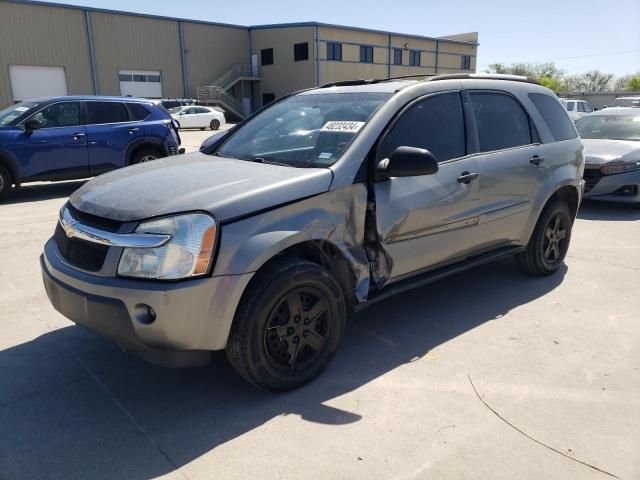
[70,153,333,222]
[582,139,640,166]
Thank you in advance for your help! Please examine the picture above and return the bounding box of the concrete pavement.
[0,138,638,479]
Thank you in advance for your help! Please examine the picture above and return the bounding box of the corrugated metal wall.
[182,22,249,98]
[90,12,183,98]
[0,2,94,106]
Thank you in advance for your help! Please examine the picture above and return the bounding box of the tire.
[210,119,220,130]
[516,199,573,276]
[226,258,346,392]
[130,148,161,165]
[0,164,12,201]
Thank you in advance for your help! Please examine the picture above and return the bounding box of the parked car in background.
[41,75,583,391]
[171,105,226,130]
[612,96,640,108]
[559,98,595,121]
[0,96,181,200]
[147,98,196,111]
[577,107,640,204]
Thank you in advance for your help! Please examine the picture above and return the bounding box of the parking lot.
[0,130,638,479]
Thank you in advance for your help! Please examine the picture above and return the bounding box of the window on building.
[30,102,81,128]
[86,102,130,125]
[393,48,403,65]
[360,46,374,63]
[118,73,133,82]
[261,48,274,66]
[294,42,309,61]
[461,55,471,70]
[327,42,342,61]
[127,103,150,121]
[380,92,466,162]
[147,75,161,83]
[469,92,532,152]
[262,93,276,106]
[409,50,421,66]
[528,93,577,142]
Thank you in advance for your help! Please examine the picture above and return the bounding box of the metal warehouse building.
[0,0,479,118]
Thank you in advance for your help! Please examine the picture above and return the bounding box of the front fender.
[213,184,370,301]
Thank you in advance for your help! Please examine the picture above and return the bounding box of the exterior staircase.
[197,64,259,119]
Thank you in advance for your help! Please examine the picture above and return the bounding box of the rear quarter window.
[128,103,150,121]
[528,93,577,142]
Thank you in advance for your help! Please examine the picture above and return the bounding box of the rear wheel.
[516,200,572,276]
[131,148,161,165]
[210,119,220,130]
[0,164,12,201]
[226,258,346,391]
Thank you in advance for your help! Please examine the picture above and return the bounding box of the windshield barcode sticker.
[321,121,365,133]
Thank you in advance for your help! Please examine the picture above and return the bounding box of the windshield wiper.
[250,157,296,168]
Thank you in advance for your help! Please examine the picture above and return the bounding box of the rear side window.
[566,102,575,111]
[86,102,129,124]
[528,93,577,142]
[469,92,532,152]
[381,92,466,162]
[128,103,150,121]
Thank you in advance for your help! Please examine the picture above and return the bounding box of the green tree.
[538,76,564,93]
[628,76,640,92]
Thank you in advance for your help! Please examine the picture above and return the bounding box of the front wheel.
[516,200,573,276]
[226,258,346,391]
[210,119,220,130]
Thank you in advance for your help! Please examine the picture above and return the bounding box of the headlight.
[118,213,216,280]
[601,160,640,175]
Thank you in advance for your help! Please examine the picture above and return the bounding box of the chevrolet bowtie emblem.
[61,217,79,238]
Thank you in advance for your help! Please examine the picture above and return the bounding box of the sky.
[53,0,640,77]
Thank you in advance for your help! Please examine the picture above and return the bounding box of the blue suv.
[0,96,181,200]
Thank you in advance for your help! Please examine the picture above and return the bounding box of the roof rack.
[318,73,540,89]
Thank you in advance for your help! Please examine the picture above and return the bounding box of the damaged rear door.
[373,91,481,281]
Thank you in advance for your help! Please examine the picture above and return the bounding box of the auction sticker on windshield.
[320,121,365,133]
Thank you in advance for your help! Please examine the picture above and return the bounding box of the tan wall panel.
[390,35,437,52]
[389,65,436,77]
[438,53,466,70]
[0,2,93,106]
[251,27,316,106]
[182,22,248,98]
[320,62,387,83]
[91,12,183,97]
[319,26,387,47]
[439,41,477,56]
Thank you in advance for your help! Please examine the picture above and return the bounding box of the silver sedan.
[578,107,640,204]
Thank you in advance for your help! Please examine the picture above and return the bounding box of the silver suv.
[41,74,584,391]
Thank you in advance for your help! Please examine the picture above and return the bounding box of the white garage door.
[9,65,68,102]
[119,70,163,98]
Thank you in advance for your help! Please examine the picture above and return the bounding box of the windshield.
[216,92,391,167]
[576,115,640,141]
[0,101,42,126]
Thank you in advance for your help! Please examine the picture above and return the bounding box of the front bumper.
[583,169,640,204]
[41,238,253,366]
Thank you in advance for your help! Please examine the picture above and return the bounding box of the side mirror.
[376,146,439,180]
[23,119,42,135]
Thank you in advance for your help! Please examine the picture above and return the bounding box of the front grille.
[583,168,603,193]
[67,203,122,232]
[54,222,109,272]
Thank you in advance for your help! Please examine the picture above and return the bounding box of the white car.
[171,106,226,130]
[559,98,594,122]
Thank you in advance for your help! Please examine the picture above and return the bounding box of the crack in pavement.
[468,374,620,479]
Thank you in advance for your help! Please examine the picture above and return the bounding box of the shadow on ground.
[578,199,640,221]
[5,180,86,205]
[0,259,566,479]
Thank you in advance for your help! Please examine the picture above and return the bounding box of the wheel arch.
[126,139,167,166]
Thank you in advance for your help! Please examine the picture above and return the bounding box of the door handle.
[457,171,478,184]
[530,155,545,165]
[72,132,85,140]
[128,127,140,134]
